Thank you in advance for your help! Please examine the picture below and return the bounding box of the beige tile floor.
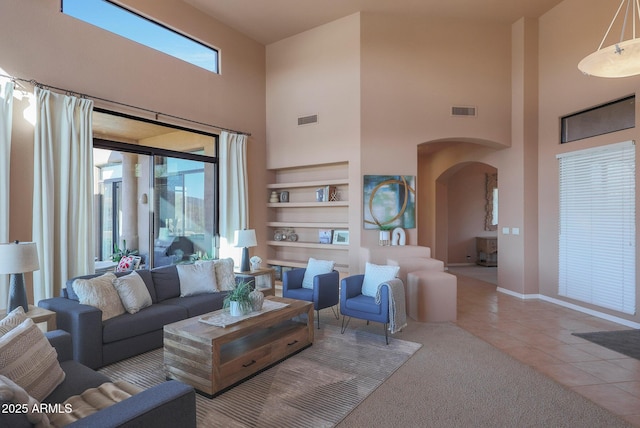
[453,270,640,427]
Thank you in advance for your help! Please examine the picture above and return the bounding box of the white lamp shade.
[234,229,257,248]
[0,242,40,274]
[578,38,640,78]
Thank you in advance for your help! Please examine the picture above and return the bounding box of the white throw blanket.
[375,279,407,334]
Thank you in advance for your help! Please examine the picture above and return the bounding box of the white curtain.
[219,131,248,260]
[0,81,14,308]
[32,88,94,302]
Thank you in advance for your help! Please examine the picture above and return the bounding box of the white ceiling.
[184,0,566,45]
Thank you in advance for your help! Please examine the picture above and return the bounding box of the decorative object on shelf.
[269,191,280,203]
[329,188,340,201]
[248,287,265,311]
[363,175,416,230]
[315,187,324,202]
[250,255,262,271]
[234,229,257,272]
[223,281,253,316]
[332,230,350,245]
[274,230,286,241]
[287,232,298,242]
[378,225,392,246]
[279,191,289,202]
[578,0,640,78]
[391,227,406,246]
[318,229,333,244]
[322,185,337,202]
[0,241,40,312]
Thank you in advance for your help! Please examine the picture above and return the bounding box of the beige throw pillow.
[113,271,152,314]
[213,258,236,291]
[0,318,65,402]
[0,306,27,337]
[72,273,126,321]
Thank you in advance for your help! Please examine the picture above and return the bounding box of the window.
[62,0,219,73]
[561,96,635,143]
[558,141,636,314]
[93,111,218,268]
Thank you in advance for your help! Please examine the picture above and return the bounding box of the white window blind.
[558,141,636,315]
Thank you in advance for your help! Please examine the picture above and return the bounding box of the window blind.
[557,141,636,315]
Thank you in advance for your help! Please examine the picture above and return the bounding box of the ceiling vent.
[298,114,319,126]
[451,106,477,117]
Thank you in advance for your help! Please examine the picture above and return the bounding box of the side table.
[234,267,276,296]
[0,305,57,331]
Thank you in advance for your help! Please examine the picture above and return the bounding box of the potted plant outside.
[111,240,138,262]
[223,281,253,316]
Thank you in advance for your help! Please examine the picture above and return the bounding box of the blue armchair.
[340,274,392,344]
[283,268,339,329]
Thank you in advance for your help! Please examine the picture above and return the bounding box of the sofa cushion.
[361,263,400,297]
[177,262,218,296]
[302,258,335,289]
[213,258,236,291]
[0,307,27,336]
[102,304,186,344]
[73,273,126,321]
[113,271,153,314]
[161,292,228,318]
[0,318,65,402]
[343,294,384,315]
[151,265,181,302]
[44,359,111,404]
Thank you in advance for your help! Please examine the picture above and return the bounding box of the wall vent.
[451,106,477,117]
[298,114,319,126]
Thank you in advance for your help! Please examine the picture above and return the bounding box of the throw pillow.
[113,271,153,314]
[0,307,27,337]
[361,262,400,297]
[0,318,65,402]
[302,258,335,289]
[0,375,51,427]
[177,262,218,297]
[72,273,126,321]
[116,255,137,272]
[213,258,236,291]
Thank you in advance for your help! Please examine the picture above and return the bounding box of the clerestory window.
[61,0,219,73]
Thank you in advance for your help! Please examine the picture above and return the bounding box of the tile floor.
[453,270,640,427]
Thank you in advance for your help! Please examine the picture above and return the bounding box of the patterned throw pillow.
[302,258,335,289]
[0,318,65,402]
[72,273,126,321]
[213,258,236,291]
[113,271,153,314]
[116,256,140,272]
[0,307,27,337]
[361,262,400,297]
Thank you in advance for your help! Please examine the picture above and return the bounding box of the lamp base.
[240,247,250,272]
[8,273,29,313]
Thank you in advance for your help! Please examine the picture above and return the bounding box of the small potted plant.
[378,224,393,246]
[250,255,262,271]
[223,281,253,316]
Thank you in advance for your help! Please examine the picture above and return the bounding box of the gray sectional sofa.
[0,329,196,428]
[38,263,231,369]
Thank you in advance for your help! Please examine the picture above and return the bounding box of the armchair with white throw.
[340,263,407,344]
[282,258,339,329]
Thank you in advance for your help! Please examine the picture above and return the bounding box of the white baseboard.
[496,287,640,329]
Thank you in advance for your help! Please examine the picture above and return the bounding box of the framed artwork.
[363,175,416,229]
[332,230,349,245]
[318,229,333,244]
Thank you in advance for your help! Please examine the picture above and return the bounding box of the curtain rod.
[0,73,252,137]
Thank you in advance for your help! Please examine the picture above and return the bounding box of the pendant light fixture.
[578,0,640,78]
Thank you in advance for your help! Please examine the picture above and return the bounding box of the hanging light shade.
[578,0,640,78]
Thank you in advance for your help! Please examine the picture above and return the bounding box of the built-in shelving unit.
[266,162,350,278]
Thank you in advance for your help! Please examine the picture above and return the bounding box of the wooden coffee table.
[163,296,313,397]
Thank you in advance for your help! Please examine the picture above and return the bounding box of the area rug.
[98,325,421,427]
[573,329,640,361]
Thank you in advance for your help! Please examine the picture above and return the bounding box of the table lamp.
[0,241,40,312]
[234,229,257,272]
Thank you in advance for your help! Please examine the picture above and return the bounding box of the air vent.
[298,114,319,126]
[451,106,477,117]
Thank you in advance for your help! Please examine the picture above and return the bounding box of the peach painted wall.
[538,0,640,323]
[446,163,498,264]
[1,0,266,297]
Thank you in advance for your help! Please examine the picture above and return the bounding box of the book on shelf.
[322,185,337,202]
[318,229,333,244]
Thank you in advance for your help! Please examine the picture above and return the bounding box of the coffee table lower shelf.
[163,297,314,397]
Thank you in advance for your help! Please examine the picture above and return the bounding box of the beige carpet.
[98,325,421,427]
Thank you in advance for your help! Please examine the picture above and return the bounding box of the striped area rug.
[99,325,421,427]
